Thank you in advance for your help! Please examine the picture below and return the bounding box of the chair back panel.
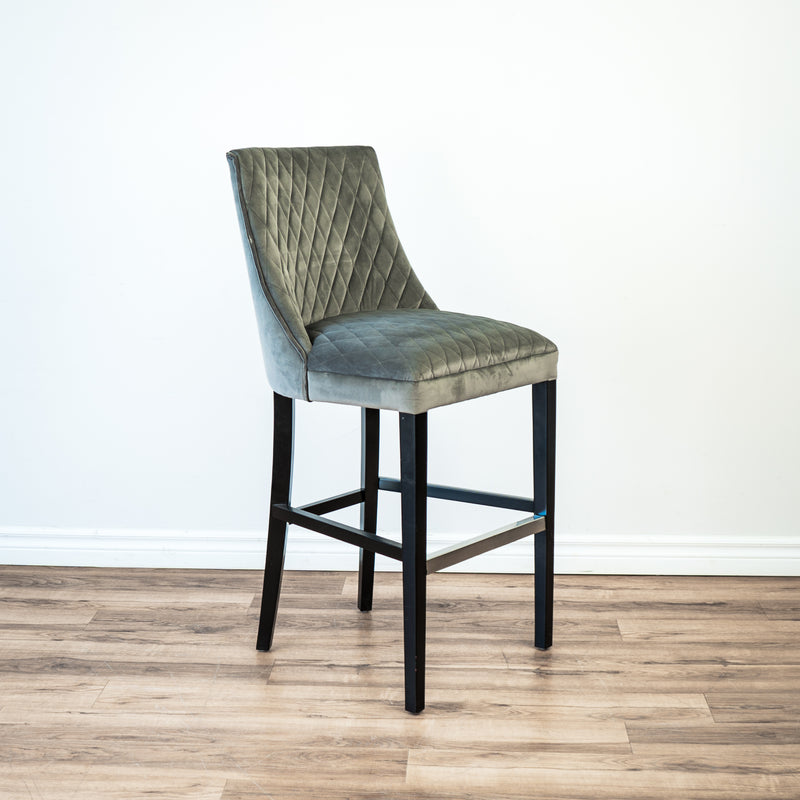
[231,148,435,327]
[228,146,435,398]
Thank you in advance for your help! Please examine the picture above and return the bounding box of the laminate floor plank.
[0,676,108,711]
[271,608,622,640]
[629,742,800,770]
[405,761,798,800]
[0,598,98,626]
[343,573,800,602]
[618,618,800,644]
[0,763,227,800]
[1,567,798,800]
[760,601,800,620]
[626,723,800,745]
[267,660,800,694]
[705,691,800,723]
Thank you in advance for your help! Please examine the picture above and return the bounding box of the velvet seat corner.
[226,145,557,713]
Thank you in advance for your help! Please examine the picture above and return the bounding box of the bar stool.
[227,146,557,713]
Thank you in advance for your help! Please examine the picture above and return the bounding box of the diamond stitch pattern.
[236,146,435,336]
[307,309,557,382]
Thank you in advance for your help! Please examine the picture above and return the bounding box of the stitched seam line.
[229,152,310,397]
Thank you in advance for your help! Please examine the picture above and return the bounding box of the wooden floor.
[1,567,799,799]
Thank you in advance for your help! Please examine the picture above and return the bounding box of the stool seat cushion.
[306,308,557,413]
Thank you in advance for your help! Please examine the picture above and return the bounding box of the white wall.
[1,0,798,574]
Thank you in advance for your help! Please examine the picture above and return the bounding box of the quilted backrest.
[227,146,436,399]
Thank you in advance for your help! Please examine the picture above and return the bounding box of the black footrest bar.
[273,503,403,561]
[378,478,534,513]
[426,514,545,574]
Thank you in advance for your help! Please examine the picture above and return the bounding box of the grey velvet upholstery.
[307,309,557,414]
[227,146,557,412]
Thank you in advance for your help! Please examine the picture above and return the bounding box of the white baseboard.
[1,526,798,575]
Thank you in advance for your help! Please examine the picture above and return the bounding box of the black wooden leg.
[256,392,294,651]
[400,412,428,713]
[358,407,379,611]
[533,380,556,650]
